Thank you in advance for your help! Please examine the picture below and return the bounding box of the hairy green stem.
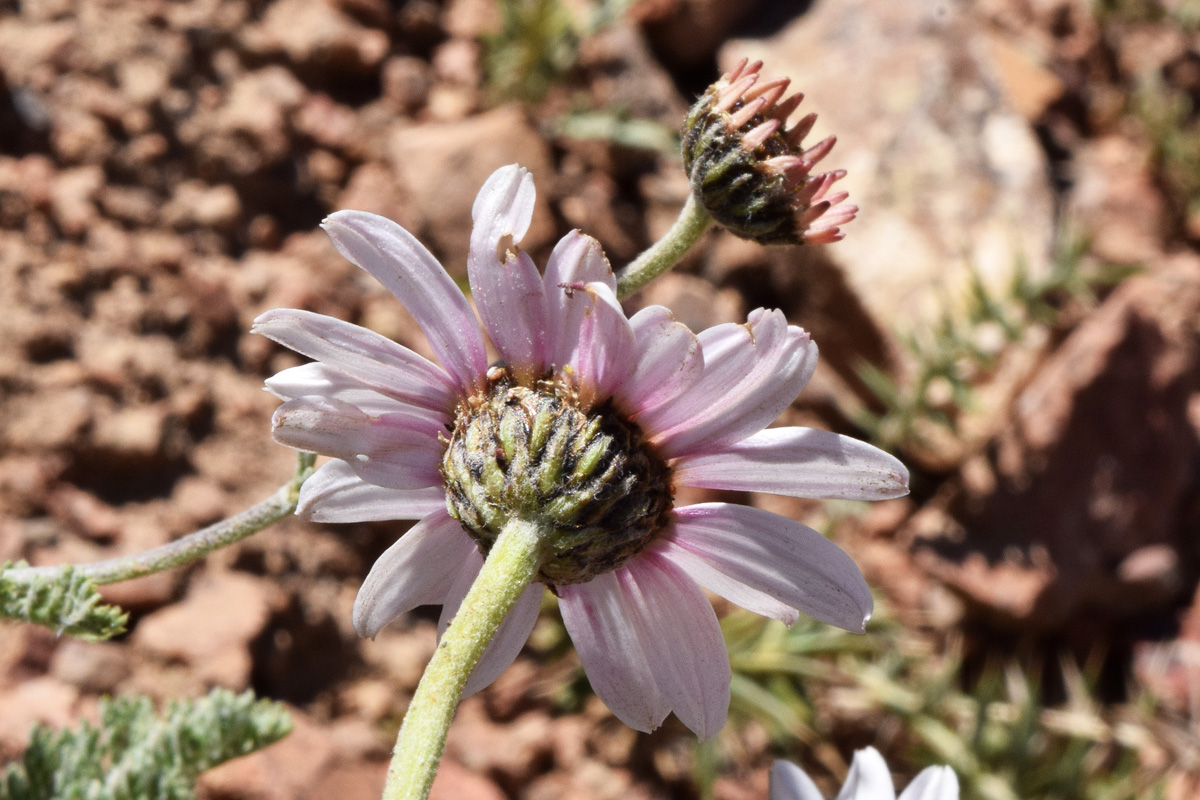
[615,192,713,298]
[383,517,546,800]
[8,452,316,586]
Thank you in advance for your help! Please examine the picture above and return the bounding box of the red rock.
[387,105,556,273]
[428,759,506,800]
[198,710,337,800]
[133,571,283,688]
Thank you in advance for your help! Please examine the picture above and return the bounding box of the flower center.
[441,370,674,587]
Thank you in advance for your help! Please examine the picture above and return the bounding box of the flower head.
[255,165,907,739]
[771,749,959,800]
[682,58,857,245]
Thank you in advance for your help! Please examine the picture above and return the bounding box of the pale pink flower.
[255,164,908,739]
[770,749,959,800]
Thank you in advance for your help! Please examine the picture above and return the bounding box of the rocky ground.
[1,0,1200,798]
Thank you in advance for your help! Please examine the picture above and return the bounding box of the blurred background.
[1,0,1199,797]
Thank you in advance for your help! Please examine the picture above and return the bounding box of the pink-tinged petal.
[352,509,476,638]
[640,309,818,459]
[467,166,549,381]
[667,504,873,633]
[543,231,616,369]
[673,427,910,500]
[770,761,824,800]
[569,283,637,409]
[471,164,537,245]
[559,571,671,733]
[434,552,543,696]
[837,748,897,800]
[253,308,457,415]
[650,537,798,626]
[613,306,703,417]
[266,363,434,418]
[898,767,959,800]
[271,396,445,490]
[620,553,731,739]
[321,210,488,396]
[297,460,446,522]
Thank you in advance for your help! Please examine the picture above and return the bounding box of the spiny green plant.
[856,234,1138,454]
[716,603,1179,800]
[482,0,636,104]
[0,689,292,800]
[0,562,127,641]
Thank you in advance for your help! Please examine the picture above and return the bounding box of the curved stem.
[9,452,316,586]
[615,193,713,299]
[383,517,546,800]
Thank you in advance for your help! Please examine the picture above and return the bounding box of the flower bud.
[682,58,857,245]
[441,370,673,587]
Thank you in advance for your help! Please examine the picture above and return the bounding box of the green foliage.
[553,108,680,156]
[856,235,1138,453]
[482,0,634,103]
[0,563,127,641]
[719,605,1173,800]
[1132,77,1200,217]
[0,689,292,800]
[483,0,581,104]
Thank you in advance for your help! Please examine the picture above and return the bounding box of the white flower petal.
[837,748,897,800]
[271,396,445,490]
[620,553,731,740]
[770,761,825,800]
[666,504,873,633]
[673,427,910,500]
[471,164,536,245]
[467,166,549,381]
[640,309,818,458]
[568,283,637,409]
[543,230,616,369]
[352,509,475,638]
[321,210,488,396]
[559,571,671,733]
[252,308,457,414]
[614,305,703,417]
[297,460,446,522]
[897,767,959,800]
[266,363,429,418]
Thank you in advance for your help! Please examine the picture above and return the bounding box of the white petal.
[673,427,910,500]
[641,309,818,459]
[321,210,488,396]
[770,761,825,800]
[650,537,798,626]
[898,767,959,800]
[543,230,616,370]
[266,363,431,418]
[352,509,476,638]
[467,166,549,381]
[567,283,637,409]
[297,460,446,522]
[620,553,731,740]
[471,164,536,245]
[559,571,670,733]
[271,397,445,490]
[253,308,458,414]
[836,748,897,800]
[614,305,703,417]
[666,504,873,633]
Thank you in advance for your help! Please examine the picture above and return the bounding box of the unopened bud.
[682,58,857,245]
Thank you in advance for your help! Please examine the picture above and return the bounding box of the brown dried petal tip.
[681,58,857,245]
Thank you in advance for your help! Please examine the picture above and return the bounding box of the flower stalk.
[7,452,316,587]
[383,517,548,800]
[615,192,712,298]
